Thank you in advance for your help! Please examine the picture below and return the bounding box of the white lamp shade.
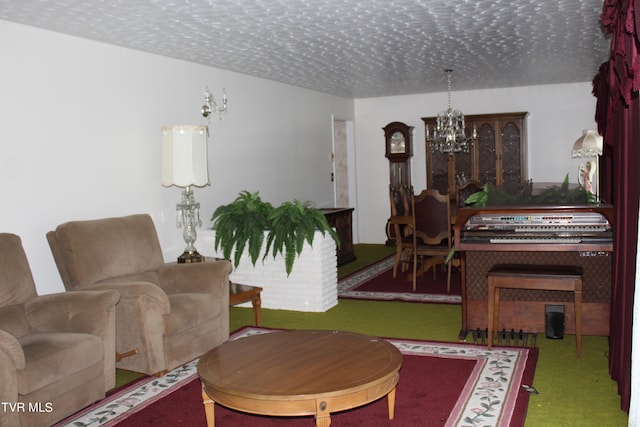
[162,125,209,187]
[572,129,603,158]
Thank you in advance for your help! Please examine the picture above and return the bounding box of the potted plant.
[211,191,340,276]
[210,190,274,268]
[265,199,340,276]
[464,174,595,208]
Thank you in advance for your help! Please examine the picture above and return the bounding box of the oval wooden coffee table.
[197,330,402,426]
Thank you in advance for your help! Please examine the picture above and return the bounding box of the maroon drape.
[593,0,640,412]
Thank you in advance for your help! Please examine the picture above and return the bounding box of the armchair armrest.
[24,290,120,336]
[88,280,171,314]
[158,260,232,296]
[0,329,25,369]
[85,280,172,374]
[0,332,21,427]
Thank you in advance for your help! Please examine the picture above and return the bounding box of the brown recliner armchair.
[0,233,119,427]
[47,214,232,376]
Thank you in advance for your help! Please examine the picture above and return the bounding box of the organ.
[453,204,613,338]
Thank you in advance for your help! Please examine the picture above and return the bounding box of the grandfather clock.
[383,122,413,244]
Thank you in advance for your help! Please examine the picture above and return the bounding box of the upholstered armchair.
[47,214,231,376]
[0,233,119,427]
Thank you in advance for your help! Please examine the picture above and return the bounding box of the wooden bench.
[486,264,583,357]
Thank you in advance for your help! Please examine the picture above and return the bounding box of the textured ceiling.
[0,0,611,98]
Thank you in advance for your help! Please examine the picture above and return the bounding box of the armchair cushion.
[17,332,103,395]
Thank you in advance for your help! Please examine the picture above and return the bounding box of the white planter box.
[199,229,338,312]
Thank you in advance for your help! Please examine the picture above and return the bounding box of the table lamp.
[162,125,209,263]
[572,129,603,199]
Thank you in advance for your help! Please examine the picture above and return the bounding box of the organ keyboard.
[454,205,613,252]
[453,204,614,338]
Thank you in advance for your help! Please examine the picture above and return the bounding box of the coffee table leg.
[201,387,215,427]
[387,387,397,419]
[315,414,331,427]
[315,400,331,427]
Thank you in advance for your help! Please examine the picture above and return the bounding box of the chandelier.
[426,69,476,154]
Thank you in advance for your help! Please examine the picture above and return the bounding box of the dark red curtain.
[593,0,640,412]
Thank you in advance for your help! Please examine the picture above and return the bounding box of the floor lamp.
[162,125,209,263]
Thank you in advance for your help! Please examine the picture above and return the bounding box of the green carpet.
[337,243,395,279]
[230,244,628,427]
[116,244,627,426]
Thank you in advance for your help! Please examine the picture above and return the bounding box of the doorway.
[332,118,358,243]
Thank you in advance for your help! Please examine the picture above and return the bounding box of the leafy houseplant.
[211,191,340,276]
[265,199,340,276]
[464,174,596,208]
[210,191,274,268]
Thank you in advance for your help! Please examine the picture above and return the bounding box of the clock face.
[390,131,405,153]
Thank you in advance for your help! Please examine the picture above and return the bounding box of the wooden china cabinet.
[422,112,528,195]
[383,121,413,244]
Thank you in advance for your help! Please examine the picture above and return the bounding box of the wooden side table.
[229,283,262,326]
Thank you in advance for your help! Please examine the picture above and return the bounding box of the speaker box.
[545,304,565,339]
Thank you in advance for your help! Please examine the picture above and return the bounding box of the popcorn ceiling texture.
[0,0,610,97]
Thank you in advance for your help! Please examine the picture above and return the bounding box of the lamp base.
[177,250,205,263]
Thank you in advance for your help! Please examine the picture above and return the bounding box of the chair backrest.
[412,189,451,246]
[47,214,165,290]
[389,184,413,216]
[0,233,37,307]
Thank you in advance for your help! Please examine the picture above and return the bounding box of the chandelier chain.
[447,69,453,111]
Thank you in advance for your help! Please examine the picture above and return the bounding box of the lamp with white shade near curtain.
[572,129,603,199]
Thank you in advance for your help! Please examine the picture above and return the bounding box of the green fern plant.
[265,199,340,276]
[464,174,593,208]
[210,191,273,268]
[211,192,341,276]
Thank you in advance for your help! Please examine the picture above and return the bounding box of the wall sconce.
[162,125,209,263]
[201,86,228,119]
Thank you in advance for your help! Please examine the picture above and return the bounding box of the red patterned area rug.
[55,327,537,427]
[338,256,462,304]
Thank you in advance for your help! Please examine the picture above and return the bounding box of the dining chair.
[411,189,453,292]
[389,185,413,277]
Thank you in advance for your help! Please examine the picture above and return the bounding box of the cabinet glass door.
[477,122,497,185]
[501,121,523,190]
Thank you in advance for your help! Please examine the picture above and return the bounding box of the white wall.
[0,20,354,295]
[0,19,602,294]
[353,83,599,243]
